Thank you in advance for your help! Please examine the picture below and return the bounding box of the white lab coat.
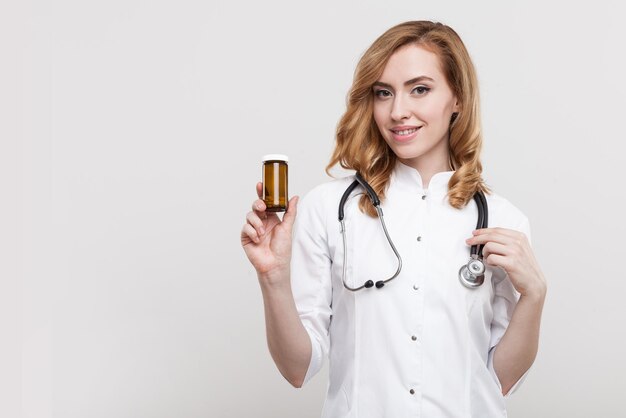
[290,159,532,417]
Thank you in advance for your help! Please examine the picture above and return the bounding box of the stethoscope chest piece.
[339,172,490,292]
[458,258,486,289]
[457,189,489,289]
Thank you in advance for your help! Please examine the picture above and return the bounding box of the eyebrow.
[372,76,435,89]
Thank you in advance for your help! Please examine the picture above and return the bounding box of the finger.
[485,253,510,270]
[481,241,509,261]
[252,199,266,213]
[473,227,522,239]
[255,183,268,219]
[281,196,299,229]
[242,223,261,244]
[467,231,513,246]
[246,211,266,235]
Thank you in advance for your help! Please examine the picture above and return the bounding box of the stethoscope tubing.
[471,190,488,258]
[340,173,402,290]
[338,171,488,291]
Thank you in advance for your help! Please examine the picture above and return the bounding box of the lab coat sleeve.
[289,184,333,386]
[487,215,533,398]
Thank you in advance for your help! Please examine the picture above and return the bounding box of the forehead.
[378,44,444,83]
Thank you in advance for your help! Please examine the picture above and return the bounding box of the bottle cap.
[262,154,289,162]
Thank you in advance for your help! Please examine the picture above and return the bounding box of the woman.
[241,20,547,417]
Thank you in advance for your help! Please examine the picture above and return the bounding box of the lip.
[390,126,422,142]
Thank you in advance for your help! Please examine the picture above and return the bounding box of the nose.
[390,95,410,121]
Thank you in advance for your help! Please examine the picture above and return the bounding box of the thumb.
[282,196,299,229]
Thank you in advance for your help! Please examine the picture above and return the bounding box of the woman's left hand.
[466,228,547,299]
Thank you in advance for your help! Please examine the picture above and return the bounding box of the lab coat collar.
[392,159,455,194]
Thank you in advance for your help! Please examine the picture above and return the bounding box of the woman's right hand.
[241,182,299,280]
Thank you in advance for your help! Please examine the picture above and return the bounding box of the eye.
[412,86,430,95]
[374,89,392,98]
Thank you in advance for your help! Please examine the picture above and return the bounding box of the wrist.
[258,267,291,290]
[520,283,547,303]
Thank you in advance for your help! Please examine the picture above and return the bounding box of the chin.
[393,147,429,159]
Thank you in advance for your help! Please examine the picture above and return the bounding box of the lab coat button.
[409,389,415,395]
[411,335,417,341]
[416,236,422,242]
[421,194,426,200]
[413,284,419,290]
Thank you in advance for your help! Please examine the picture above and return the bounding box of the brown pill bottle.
[262,154,289,212]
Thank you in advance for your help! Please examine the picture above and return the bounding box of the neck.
[397,158,452,189]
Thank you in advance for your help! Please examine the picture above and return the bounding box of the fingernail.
[260,227,265,235]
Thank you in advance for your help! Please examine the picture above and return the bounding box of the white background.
[2,0,625,417]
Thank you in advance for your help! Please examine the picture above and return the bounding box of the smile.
[390,126,421,142]
[392,128,419,135]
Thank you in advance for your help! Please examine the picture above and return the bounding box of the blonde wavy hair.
[325,20,491,218]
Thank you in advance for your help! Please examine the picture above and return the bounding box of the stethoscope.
[338,172,489,291]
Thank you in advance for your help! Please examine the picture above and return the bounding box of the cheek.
[416,94,449,118]
[372,105,385,126]
[372,109,389,138]
[420,102,446,123]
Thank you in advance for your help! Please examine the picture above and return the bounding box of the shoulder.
[483,189,530,233]
[296,175,356,227]
[299,175,356,208]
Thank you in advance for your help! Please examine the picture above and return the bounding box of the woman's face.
[372,43,459,172]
